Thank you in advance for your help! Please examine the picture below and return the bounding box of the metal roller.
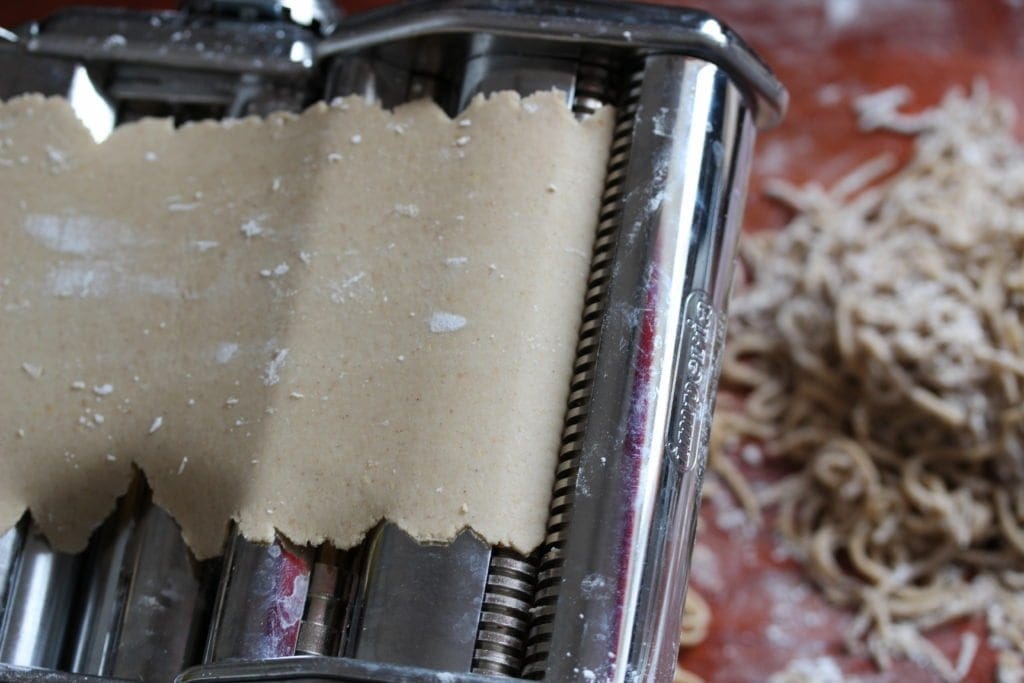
[342,524,491,672]
[203,529,314,663]
[295,546,345,656]
[0,528,80,669]
[66,494,207,679]
[471,549,536,677]
[531,54,757,682]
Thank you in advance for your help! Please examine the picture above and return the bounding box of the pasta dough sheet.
[0,92,613,559]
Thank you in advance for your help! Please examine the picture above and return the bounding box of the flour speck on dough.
[429,311,467,333]
[262,348,290,386]
[45,145,68,168]
[215,342,239,364]
[21,362,43,379]
[240,217,265,238]
[192,240,219,252]
[260,263,289,278]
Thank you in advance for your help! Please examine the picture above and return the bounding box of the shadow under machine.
[0,1,786,681]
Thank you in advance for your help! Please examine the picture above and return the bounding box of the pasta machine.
[0,1,785,681]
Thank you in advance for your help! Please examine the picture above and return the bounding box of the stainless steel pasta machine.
[0,1,786,681]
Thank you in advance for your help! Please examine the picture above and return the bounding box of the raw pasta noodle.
[675,588,711,683]
[679,587,711,647]
[713,82,1024,681]
[673,666,705,683]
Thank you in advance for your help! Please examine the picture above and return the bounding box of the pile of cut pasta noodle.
[712,82,1024,681]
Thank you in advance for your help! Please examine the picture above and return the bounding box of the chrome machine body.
[0,2,785,681]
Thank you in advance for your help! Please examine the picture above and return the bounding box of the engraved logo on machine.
[667,290,725,473]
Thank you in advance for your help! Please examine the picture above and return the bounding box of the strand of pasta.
[675,588,711,683]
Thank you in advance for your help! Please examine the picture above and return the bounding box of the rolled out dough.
[0,92,612,559]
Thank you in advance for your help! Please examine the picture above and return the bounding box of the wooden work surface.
[3,1,1024,681]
